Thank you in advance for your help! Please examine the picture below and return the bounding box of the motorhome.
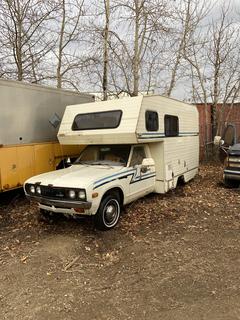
[0,79,94,192]
[24,95,199,230]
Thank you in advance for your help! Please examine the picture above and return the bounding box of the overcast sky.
[172,0,240,101]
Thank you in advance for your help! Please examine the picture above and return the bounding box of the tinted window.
[130,146,146,167]
[145,111,159,131]
[72,110,122,131]
[164,115,179,137]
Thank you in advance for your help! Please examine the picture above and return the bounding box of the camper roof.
[57,95,198,145]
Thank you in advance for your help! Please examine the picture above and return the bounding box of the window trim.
[145,110,159,132]
[164,114,179,137]
[72,110,123,131]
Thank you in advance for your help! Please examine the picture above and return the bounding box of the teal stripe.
[94,169,135,186]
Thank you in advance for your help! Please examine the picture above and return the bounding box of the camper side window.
[130,146,146,167]
[164,115,179,137]
[145,111,159,131]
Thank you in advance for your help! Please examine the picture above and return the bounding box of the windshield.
[74,145,131,166]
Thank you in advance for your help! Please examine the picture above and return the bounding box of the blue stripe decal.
[130,173,156,184]
[94,169,135,185]
[93,170,156,190]
[138,132,199,139]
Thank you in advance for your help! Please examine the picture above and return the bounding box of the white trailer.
[24,95,199,230]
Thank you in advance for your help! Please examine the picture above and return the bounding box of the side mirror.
[141,158,155,173]
[142,158,155,167]
[66,157,72,164]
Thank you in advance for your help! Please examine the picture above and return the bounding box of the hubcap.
[103,199,120,227]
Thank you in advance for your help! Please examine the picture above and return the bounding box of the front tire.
[94,194,121,230]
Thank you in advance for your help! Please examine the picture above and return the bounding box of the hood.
[26,165,125,188]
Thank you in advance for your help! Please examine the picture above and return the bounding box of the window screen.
[164,115,179,137]
[145,111,159,131]
[72,110,122,131]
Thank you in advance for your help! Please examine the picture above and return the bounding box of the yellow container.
[0,143,84,192]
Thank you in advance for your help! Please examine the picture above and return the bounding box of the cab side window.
[130,146,146,167]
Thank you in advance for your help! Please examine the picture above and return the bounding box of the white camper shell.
[24,95,199,230]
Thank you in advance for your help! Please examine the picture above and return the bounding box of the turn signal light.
[92,192,98,198]
[74,208,85,213]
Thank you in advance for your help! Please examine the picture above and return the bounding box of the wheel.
[224,177,239,188]
[94,194,121,230]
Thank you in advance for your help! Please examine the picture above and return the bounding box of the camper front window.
[72,110,122,131]
[74,145,131,166]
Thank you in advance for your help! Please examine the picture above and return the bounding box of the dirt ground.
[0,164,240,320]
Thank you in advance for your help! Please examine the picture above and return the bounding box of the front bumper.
[26,195,92,209]
[224,169,240,181]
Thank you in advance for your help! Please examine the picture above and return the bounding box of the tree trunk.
[133,0,140,96]
[102,0,110,101]
[57,0,66,89]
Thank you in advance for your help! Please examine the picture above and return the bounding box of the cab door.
[128,145,156,201]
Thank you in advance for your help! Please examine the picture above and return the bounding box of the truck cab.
[24,144,156,230]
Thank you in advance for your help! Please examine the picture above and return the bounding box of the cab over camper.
[24,95,199,230]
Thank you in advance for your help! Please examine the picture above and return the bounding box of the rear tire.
[94,194,121,230]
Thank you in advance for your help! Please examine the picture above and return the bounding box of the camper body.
[0,79,94,191]
[24,96,199,229]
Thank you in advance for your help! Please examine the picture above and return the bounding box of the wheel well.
[177,175,185,186]
[102,187,124,206]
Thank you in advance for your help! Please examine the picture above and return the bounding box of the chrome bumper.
[26,195,92,209]
[224,169,240,181]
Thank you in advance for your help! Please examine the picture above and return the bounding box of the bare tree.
[166,0,210,97]
[0,0,55,82]
[53,0,87,89]
[182,1,240,159]
[109,0,169,96]
[102,0,110,100]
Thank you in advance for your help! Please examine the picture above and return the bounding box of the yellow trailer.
[0,79,94,192]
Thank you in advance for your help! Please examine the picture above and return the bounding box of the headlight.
[36,186,41,195]
[69,190,76,199]
[78,190,86,200]
[30,185,35,194]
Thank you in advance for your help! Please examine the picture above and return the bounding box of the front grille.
[40,186,67,199]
